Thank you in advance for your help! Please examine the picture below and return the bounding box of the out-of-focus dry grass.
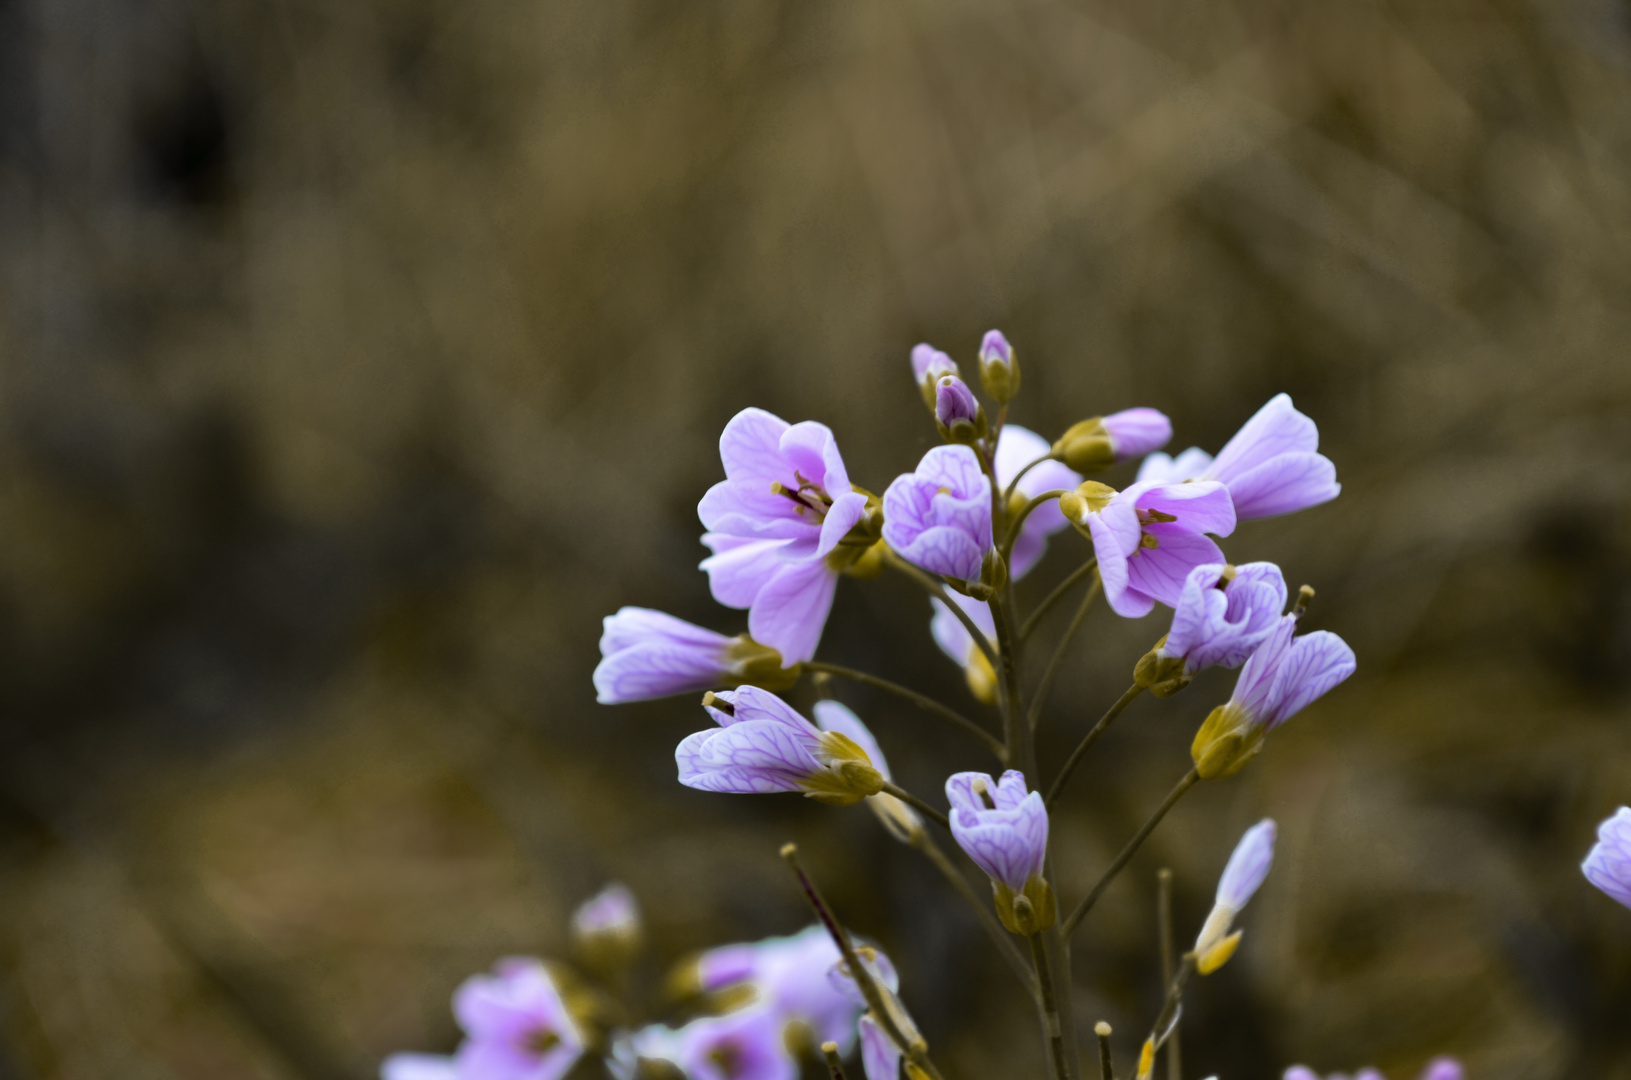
[0,0,1629,1077]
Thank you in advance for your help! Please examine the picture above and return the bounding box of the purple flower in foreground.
[677,687,883,805]
[1193,819,1276,973]
[1135,562,1287,696]
[930,590,999,704]
[665,1007,796,1080]
[451,958,585,1080]
[1138,393,1340,521]
[1583,807,1631,909]
[813,700,922,841]
[1284,1060,1461,1080]
[859,1015,901,1080]
[694,925,861,1051]
[1060,479,1236,618]
[911,343,959,411]
[1053,408,1173,473]
[380,1055,456,1080]
[1191,614,1356,779]
[594,608,794,703]
[699,408,876,665]
[882,446,993,584]
[995,425,1082,580]
[947,770,1055,934]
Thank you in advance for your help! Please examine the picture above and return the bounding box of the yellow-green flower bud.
[1052,418,1117,473]
[1190,703,1266,780]
[977,330,1020,404]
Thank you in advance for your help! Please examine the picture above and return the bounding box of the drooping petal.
[1223,451,1340,520]
[747,558,839,665]
[701,535,795,609]
[1206,394,1319,483]
[1260,630,1356,729]
[1229,615,1297,720]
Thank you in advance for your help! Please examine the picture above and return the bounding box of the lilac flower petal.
[860,1014,903,1080]
[992,425,1050,484]
[914,444,988,494]
[980,330,1012,364]
[892,525,986,583]
[1124,527,1226,610]
[1207,394,1319,483]
[600,608,730,655]
[1103,408,1173,459]
[380,1054,458,1080]
[748,558,840,665]
[694,719,820,774]
[946,773,1047,890]
[698,479,817,540]
[1261,630,1357,729]
[1138,447,1215,484]
[457,1036,579,1080]
[1282,1069,1321,1080]
[816,490,870,559]
[911,343,955,380]
[718,407,794,486]
[593,641,727,703]
[1225,451,1340,520]
[1089,511,1147,618]
[936,377,981,426]
[572,883,639,935]
[1231,615,1297,720]
[813,700,889,779]
[779,420,848,494]
[991,770,1031,810]
[1419,1059,1463,1080]
[1356,1071,1387,1080]
[1583,807,1631,909]
[1136,479,1236,538]
[1216,819,1277,909]
[701,535,794,608]
[731,686,822,731]
[677,1006,797,1080]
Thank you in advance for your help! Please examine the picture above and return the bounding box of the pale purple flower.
[1102,408,1173,460]
[935,376,981,429]
[571,883,639,938]
[994,425,1081,580]
[1284,1062,1461,1080]
[1066,479,1236,618]
[676,687,882,805]
[882,446,993,584]
[595,608,793,703]
[911,343,958,386]
[859,1015,901,1080]
[930,590,998,703]
[451,958,585,1080]
[977,330,1019,403]
[1216,819,1277,910]
[380,1054,457,1080]
[1420,1060,1463,1080]
[1583,807,1631,909]
[606,1026,684,1080]
[1137,394,1339,520]
[946,770,1048,893]
[812,700,923,839]
[674,1007,796,1080]
[1159,562,1288,674]
[824,944,899,1007]
[699,408,873,664]
[695,925,860,1051]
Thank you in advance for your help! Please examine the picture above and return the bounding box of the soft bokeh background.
[2,0,1630,1077]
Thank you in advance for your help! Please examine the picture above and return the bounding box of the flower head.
[1138,394,1339,521]
[595,608,796,703]
[677,687,883,805]
[1193,819,1276,973]
[1583,807,1631,910]
[1191,615,1356,779]
[934,376,987,442]
[930,590,999,704]
[1060,479,1236,618]
[977,329,1019,403]
[911,344,959,411]
[1053,408,1173,473]
[451,958,585,1080]
[995,425,1082,580]
[699,408,879,665]
[946,770,1055,933]
[1283,1061,1461,1080]
[694,926,861,1052]
[671,1007,797,1080]
[1135,563,1287,696]
[882,446,993,585]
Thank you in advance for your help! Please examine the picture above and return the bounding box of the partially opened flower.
[910,344,959,411]
[1582,807,1631,910]
[699,408,879,665]
[1191,615,1356,779]
[1134,563,1287,696]
[594,608,795,703]
[693,925,861,1052]
[677,687,883,805]
[977,329,1020,403]
[1059,479,1236,618]
[1137,394,1339,520]
[946,771,1054,934]
[995,425,1082,580]
[1193,819,1276,974]
[452,958,586,1080]
[929,591,998,704]
[859,1015,902,1080]
[812,700,922,841]
[934,375,987,443]
[1053,408,1173,473]
[882,446,994,585]
[671,1006,796,1080]
[829,948,925,1080]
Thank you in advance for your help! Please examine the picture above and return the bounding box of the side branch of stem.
[1021,559,1098,642]
[1062,768,1201,938]
[878,781,949,830]
[1027,572,1103,733]
[804,661,1004,760]
[1044,684,1143,807]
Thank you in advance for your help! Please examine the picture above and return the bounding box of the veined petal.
[1103,407,1172,459]
[1207,394,1319,483]
[891,524,985,583]
[991,769,1031,811]
[700,535,793,608]
[695,719,821,774]
[729,686,823,733]
[600,607,730,655]
[1125,528,1225,610]
[1224,451,1340,520]
[699,479,821,539]
[1215,819,1276,909]
[816,490,869,558]
[1260,630,1355,729]
[912,444,987,496]
[1230,614,1296,721]
[780,420,846,493]
[1135,480,1236,537]
[812,700,889,779]
[1137,446,1214,484]
[593,642,727,703]
[719,408,793,485]
[747,559,838,665]
[1088,512,1146,617]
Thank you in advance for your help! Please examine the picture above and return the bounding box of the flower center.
[771,470,832,518]
[707,1040,745,1079]
[523,1026,561,1055]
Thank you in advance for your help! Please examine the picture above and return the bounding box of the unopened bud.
[977,330,1020,404]
[1195,929,1243,974]
[1059,480,1118,532]
[571,883,644,975]
[911,344,959,413]
[980,548,1008,592]
[1053,418,1116,473]
[934,375,987,444]
[1135,1037,1156,1080]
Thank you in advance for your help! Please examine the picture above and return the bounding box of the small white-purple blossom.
[673,1006,796,1080]
[450,958,585,1080]
[995,425,1082,580]
[1138,563,1287,694]
[699,408,873,665]
[1063,479,1236,618]
[676,687,882,805]
[1102,408,1173,460]
[694,925,861,1052]
[1583,807,1631,910]
[572,882,639,938]
[935,375,982,429]
[1215,819,1277,911]
[1138,393,1340,521]
[882,445,993,584]
[911,343,958,384]
[946,771,1047,893]
[977,330,1019,403]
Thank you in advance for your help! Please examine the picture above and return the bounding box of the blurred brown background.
[2,0,1630,1077]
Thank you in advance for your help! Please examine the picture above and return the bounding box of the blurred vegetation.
[1,0,1629,1078]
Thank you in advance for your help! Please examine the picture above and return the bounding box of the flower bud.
[1057,480,1118,533]
[1195,929,1243,974]
[977,330,1020,404]
[934,376,987,443]
[911,344,959,412]
[993,876,1057,935]
[572,884,644,975]
[1053,419,1117,473]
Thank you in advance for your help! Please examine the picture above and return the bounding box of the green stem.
[1062,769,1200,938]
[1026,573,1104,734]
[1001,451,1055,506]
[988,598,1032,780]
[1157,868,1182,1080]
[878,781,949,830]
[1020,559,1098,642]
[804,661,1004,760]
[1044,684,1143,808]
[885,551,999,672]
[912,832,1040,1003]
[1002,490,1068,561]
[1030,934,1071,1080]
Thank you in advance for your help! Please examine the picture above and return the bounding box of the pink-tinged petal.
[911,343,956,380]
[812,700,889,778]
[1419,1058,1463,1080]
[1135,480,1236,537]
[1224,451,1340,520]
[1583,807,1631,909]
[1216,819,1276,909]
[890,525,985,583]
[700,535,792,608]
[1261,630,1356,729]
[1103,408,1172,459]
[1282,1069,1322,1080]
[453,982,538,1045]
[1125,528,1225,610]
[779,420,844,492]
[697,943,759,989]
[380,1054,458,1080]
[677,1007,797,1080]
[816,490,869,559]
[860,1014,903,1080]
[698,479,819,540]
[747,559,838,665]
[1207,394,1319,483]
[593,642,726,703]
[718,408,793,485]
[600,608,730,655]
[1088,512,1148,618]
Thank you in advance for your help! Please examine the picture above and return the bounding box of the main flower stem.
[1020,559,1098,642]
[1027,573,1104,734]
[912,832,1040,1004]
[878,781,949,830]
[1157,868,1181,1080]
[1029,933,1071,1080]
[988,598,1031,780]
[804,661,1005,760]
[1062,768,1201,938]
[1044,684,1143,808]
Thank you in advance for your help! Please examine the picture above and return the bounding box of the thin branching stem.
[1063,769,1201,938]
[1021,559,1098,642]
[885,552,999,671]
[1029,934,1071,1080]
[1027,572,1104,733]
[1045,684,1143,807]
[1001,451,1054,506]
[1157,868,1182,1080]
[988,598,1031,779]
[912,832,1040,1003]
[878,781,949,830]
[804,661,1004,760]
[1001,490,1068,561]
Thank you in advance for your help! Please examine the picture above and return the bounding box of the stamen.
[701,692,735,716]
[972,777,997,810]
